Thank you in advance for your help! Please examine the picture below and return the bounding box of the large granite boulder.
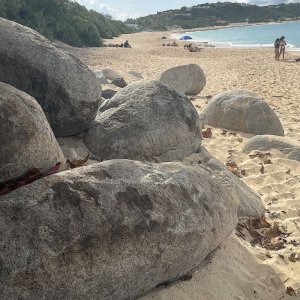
[243,135,300,162]
[159,64,206,95]
[0,159,238,300]
[85,80,201,162]
[0,82,66,182]
[201,90,284,136]
[184,147,265,217]
[0,17,102,137]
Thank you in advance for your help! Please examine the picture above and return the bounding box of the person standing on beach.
[279,36,287,60]
[274,38,280,60]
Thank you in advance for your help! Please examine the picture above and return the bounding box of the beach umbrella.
[180,35,192,40]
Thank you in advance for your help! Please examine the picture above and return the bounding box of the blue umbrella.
[180,35,192,40]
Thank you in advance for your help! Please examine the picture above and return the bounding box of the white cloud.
[73,1,140,20]
[95,3,140,20]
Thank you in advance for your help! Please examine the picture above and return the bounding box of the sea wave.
[171,34,300,51]
[172,21,300,50]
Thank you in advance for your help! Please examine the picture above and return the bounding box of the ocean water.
[174,21,300,51]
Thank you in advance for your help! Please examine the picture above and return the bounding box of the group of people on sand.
[108,40,131,48]
[274,36,286,60]
[162,41,179,47]
[184,43,203,52]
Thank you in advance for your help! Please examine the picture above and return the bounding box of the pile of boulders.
[0,17,265,300]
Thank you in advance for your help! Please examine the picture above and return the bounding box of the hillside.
[126,2,300,31]
[0,0,133,47]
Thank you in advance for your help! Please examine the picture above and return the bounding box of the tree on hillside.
[0,0,133,47]
[126,2,300,31]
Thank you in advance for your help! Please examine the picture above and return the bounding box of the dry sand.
[69,31,300,300]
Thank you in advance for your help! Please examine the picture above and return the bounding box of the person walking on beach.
[279,36,286,60]
[274,38,280,60]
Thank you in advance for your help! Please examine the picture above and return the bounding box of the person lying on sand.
[189,46,204,52]
[286,57,300,62]
[162,42,179,47]
[108,43,125,47]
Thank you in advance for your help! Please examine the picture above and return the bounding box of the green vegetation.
[127,2,300,31]
[0,0,133,47]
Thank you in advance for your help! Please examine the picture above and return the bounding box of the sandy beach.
[68,31,300,300]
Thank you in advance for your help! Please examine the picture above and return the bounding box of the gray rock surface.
[93,70,109,84]
[0,159,238,300]
[184,147,265,217]
[128,70,144,79]
[111,77,127,88]
[0,17,102,137]
[94,68,126,87]
[201,90,284,136]
[159,64,206,95]
[57,136,89,161]
[85,80,202,162]
[99,68,123,81]
[0,82,66,182]
[101,89,118,99]
[243,135,300,162]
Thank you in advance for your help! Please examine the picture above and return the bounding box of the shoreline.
[168,20,300,51]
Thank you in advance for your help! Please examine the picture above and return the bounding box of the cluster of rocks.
[0,18,266,300]
[200,90,300,162]
[93,68,143,100]
[96,63,206,100]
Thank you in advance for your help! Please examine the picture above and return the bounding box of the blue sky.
[74,0,300,20]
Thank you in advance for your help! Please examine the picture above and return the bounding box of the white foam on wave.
[287,43,300,52]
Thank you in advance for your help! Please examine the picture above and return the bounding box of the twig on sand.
[272,89,290,98]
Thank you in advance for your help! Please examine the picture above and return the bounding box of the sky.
[74,0,300,21]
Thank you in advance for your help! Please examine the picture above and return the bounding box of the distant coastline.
[171,19,300,34]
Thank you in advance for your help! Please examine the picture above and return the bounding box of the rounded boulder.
[84,80,202,162]
[0,159,238,299]
[0,82,66,182]
[0,17,102,137]
[201,90,284,135]
[243,135,300,162]
[159,64,206,95]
